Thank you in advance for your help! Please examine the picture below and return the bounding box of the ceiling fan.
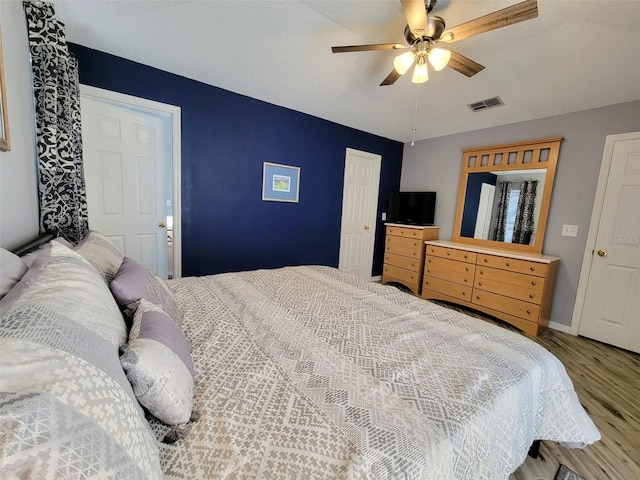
[332,0,538,86]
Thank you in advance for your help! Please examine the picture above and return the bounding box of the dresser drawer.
[423,276,472,302]
[476,254,547,277]
[385,236,422,258]
[476,266,544,291]
[383,264,421,285]
[472,290,540,322]
[384,252,421,272]
[474,277,542,305]
[386,226,425,239]
[424,257,475,285]
[426,244,477,263]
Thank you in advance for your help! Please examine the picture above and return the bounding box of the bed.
[0,233,600,479]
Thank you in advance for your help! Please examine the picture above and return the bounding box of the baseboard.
[370,275,382,282]
[548,321,574,334]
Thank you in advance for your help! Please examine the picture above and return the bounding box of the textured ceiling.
[54,0,640,143]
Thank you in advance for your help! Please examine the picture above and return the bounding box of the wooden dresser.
[421,240,559,336]
[382,224,439,295]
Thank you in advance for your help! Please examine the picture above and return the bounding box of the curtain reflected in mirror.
[492,180,538,244]
[460,170,545,246]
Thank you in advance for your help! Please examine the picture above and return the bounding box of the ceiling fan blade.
[441,0,538,43]
[401,0,428,37]
[332,43,409,53]
[447,50,485,77]
[380,69,402,86]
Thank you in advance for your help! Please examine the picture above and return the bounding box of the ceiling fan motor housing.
[404,16,445,44]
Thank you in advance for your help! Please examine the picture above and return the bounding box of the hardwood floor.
[432,301,640,480]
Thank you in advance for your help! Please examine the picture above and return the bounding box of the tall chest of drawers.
[421,240,559,336]
[381,224,439,295]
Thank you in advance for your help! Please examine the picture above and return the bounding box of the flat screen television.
[387,191,436,226]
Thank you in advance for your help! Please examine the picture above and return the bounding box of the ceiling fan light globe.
[428,48,451,71]
[393,51,416,75]
[411,59,429,84]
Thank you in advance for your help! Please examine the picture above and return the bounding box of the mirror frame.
[453,137,563,254]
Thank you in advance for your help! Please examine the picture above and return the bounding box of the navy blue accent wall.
[460,172,497,237]
[69,44,403,277]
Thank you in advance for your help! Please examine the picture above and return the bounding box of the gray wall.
[401,100,640,327]
[0,1,39,249]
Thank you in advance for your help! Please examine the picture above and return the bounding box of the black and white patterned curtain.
[512,180,538,245]
[491,181,512,242]
[24,1,88,243]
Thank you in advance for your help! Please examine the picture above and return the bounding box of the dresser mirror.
[452,137,563,254]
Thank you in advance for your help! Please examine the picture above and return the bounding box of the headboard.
[10,232,55,257]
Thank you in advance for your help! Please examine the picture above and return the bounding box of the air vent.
[468,96,505,112]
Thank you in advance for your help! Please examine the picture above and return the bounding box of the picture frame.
[262,162,300,203]
[0,28,10,152]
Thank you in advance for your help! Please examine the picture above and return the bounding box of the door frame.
[570,131,640,335]
[79,85,183,278]
[338,148,381,280]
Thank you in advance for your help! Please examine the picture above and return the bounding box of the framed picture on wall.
[0,28,10,152]
[262,162,300,203]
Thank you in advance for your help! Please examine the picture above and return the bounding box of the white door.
[81,96,169,278]
[474,183,495,239]
[578,133,640,353]
[338,148,381,279]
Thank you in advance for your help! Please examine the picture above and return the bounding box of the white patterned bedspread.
[152,266,599,480]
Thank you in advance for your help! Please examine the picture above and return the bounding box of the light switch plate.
[562,224,579,237]
[381,212,387,221]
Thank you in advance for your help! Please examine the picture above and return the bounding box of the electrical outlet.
[381,212,387,221]
[562,224,579,237]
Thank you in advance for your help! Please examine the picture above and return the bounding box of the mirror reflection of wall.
[461,170,546,246]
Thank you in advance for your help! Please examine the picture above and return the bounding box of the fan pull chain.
[411,83,421,146]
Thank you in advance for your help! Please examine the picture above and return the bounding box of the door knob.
[597,249,607,257]
[364,225,370,230]
[158,221,166,228]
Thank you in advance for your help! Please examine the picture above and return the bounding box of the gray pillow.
[0,242,162,478]
[74,230,124,283]
[0,248,28,299]
[110,256,183,325]
[120,299,196,439]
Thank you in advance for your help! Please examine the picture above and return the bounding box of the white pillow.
[21,236,73,267]
[0,249,28,299]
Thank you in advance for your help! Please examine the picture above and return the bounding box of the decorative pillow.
[120,299,196,442]
[0,248,28,299]
[74,230,124,283]
[0,242,162,479]
[21,236,73,267]
[111,256,183,325]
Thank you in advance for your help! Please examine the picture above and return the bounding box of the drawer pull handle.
[506,262,511,267]
[478,282,482,287]
[425,281,429,285]
[464,279,467,283]
[447,252,450,256]
[462,292,466,296]
[529,294,534,299]
[476,296,480,300]
[484,258,488,263]
[526,310,532,315]
[530,267,536,271]
[465,267,469,272]
[427,270,430,273]
[464,255,468,259]
[479,271,484,275]
[531,281,537,286]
